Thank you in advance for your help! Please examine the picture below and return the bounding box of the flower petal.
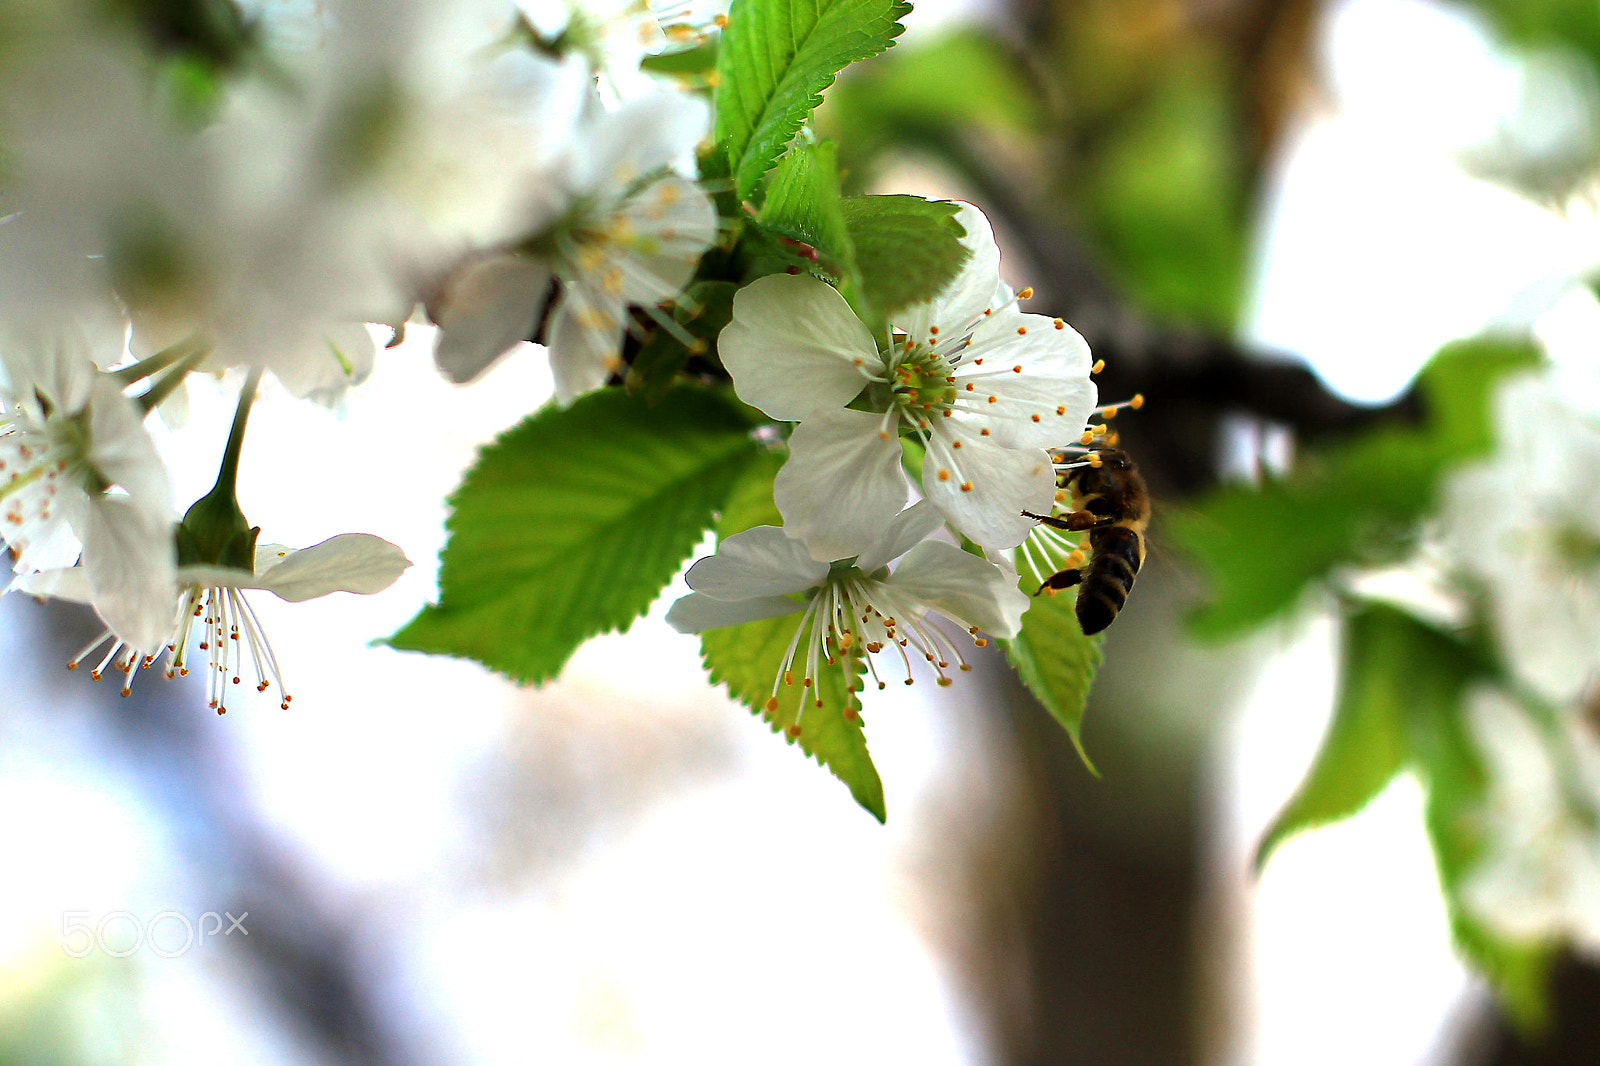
[684,525,829,599]
[889,539,1029,638]
[432,254,553,384]
[254,533,412,602]
[80,494,178,653]
[894,201,1002,341]
[855,500,945,573]
[956,311,1098,449]
[665,590,803,633]
[546,283,626,404]
[922,426,1055,551]
[11,565,91,603]
[84,375,173,522]
[775,407,908,561]
[719,274,879,421]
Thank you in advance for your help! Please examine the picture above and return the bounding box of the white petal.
[11,565,91,603]
[956,311,1098,449]
[719,274,879,422]
[889,540,1029,638]
[665,590,803,633]
[433,254,553,384]
[894,201,1001,341]
[270,322,379,404]
[255,533,412,602]
[83,376,173,521]
[547,284,625,405]
[922,428,1055,551]
[614,175,718,305]
[775,408,908,562]
[80,494,178,654]
[576,92,710,192]
[684,526,828,599]
[855,500,946,573]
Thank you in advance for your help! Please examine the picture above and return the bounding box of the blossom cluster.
[0,0,723,710]
[667,202,1103,712]
[1433,368,1600,951]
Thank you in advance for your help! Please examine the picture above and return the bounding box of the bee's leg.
[1021,508,1107,532]
[1033,567,1084,597]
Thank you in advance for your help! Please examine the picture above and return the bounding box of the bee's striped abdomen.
[1075,525,1143,635]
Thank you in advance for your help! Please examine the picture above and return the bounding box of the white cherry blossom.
[21,534,412,714]
[431,90,717,401]
[0,321,176,652]
[667,503,1028,709]
[1459,687,1600,955]
[1441,370,1600,703]
[718,202,1097,559]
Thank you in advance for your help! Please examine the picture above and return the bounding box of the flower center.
[890,346,957,424]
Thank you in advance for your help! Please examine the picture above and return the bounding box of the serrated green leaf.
[1173,338,1541,639]
[1253,605,1417,871]
[702,613,885,821]
[1001,581,1103,775]
[757,141,857,285]
[388,386,755,683]
[714,0,910,199]
[695,448,885,819]
[840,195,967,318]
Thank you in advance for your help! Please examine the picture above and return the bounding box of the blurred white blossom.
[1443,370,1600,703]
[1460,686,1600,955]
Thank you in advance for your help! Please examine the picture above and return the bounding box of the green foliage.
[625,280,738,401]
[757,141,857,282]
[698,451,887,819]
[713,0,910,199]
[1173,339,1540,639]
[1081,56,1246,330]
[822,29,1043,181]
[840,195,968,323]
[702,613,885,821]
[1001,580,1103,775]
[1256,603,1554,1022]
[1253,605,1429,870]
[388,386,756,683]
[1467,0,1600,77]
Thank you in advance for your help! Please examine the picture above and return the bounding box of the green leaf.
[1253,604,1417,871]
[714,0,911,199]
[1383,605,1556,1027]
[388,386,756,683]
[697,450,886,819]
[1001,581,1103,775]
[840,194,968,320]
[757,141,857,284]
[702,614,885,821]
[1173,338,1541,639]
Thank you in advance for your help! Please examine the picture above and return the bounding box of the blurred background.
[5,0,1600,1061]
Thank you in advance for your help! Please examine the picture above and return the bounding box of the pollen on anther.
[974,638,988,648]
[1017,287,1033,299]
[1079,431,1095,445]
[765,696,780,713]
[1092,359,1106,374]
[965,383,975,391]
[987,395,998,404]
[980,427,990,436]
[1131,393,1145,409]
[937,468,951,481]
[959,480,973,492]
[1031,414,1041,422]
[1053,318,1065,330]
[1056,405,1066,415]
[786,724,802,738]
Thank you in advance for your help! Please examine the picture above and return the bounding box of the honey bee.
[1021,445,1150,635]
